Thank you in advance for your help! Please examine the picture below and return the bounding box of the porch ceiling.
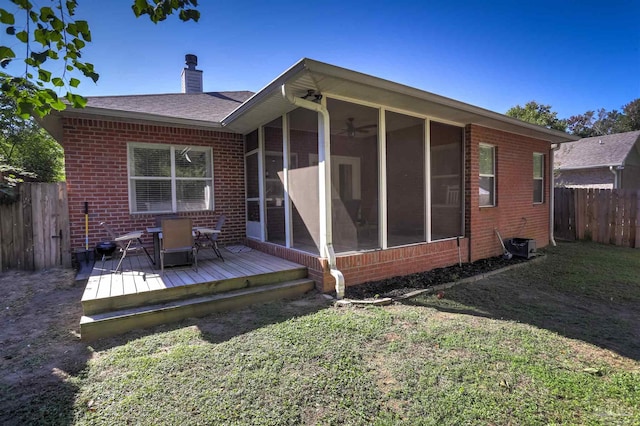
[222,58,578,144]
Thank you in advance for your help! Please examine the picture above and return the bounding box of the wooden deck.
[80,246,315,339]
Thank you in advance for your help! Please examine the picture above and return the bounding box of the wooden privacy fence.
[0,183,71,271]
[554,187,640,247]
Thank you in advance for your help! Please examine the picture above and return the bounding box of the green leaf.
[66,92,87,108]
[16,30,28,42]
[39,6,55,21]
[38,69,51,83]
[51,77,64,87]
[179,9,200,22]
[33,28,48,46]
[50,98,66,111]
[0,46,16,68]
[66,22,78,37]
[66,1,78,16]
[30,50,49,66]
[75,20,91,41]
[13,1,33,10]
[69,78,80,88]
[132,0,150,18]
[0,9,15,25]
[50,16,64,32]
[72,38,85,49]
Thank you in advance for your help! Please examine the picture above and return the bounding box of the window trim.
[479,143,496,207]
[127,142,214,214]
[533,152,544,204]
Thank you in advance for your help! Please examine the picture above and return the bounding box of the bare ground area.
[0,268,90,422]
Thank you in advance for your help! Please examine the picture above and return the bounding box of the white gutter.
[609,166,618,189]
[281,85,346,299]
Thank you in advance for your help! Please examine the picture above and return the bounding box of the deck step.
[82,266,308,315]
[80,278,315,340]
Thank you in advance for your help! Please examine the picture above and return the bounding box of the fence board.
[555,187,640,248]
[575,189,585,240]
[0,182,70,271]
[630,191,638,248]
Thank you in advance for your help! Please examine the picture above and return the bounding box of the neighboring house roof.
[84,91,254,123]
[39,57,578,144]
[554,131,640,170]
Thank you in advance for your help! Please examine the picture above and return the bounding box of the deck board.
[82,247,308,305]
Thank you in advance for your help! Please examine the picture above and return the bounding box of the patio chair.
[160,218,198,275]
[100,222,154,278]
[195,214,226,262]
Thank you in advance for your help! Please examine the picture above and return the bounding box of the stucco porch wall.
[62,117,246,252]
[246,238,468,293]
[466,125,552,261]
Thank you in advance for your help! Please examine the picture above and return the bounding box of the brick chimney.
[181,54,203,93]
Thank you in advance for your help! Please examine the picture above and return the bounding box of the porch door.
[245,150,262,239]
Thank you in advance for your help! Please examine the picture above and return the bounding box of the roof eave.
[63,105,225,129]
[555,163,623,171]
[222,58,579,144]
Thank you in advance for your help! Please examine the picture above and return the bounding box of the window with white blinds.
[128,143,214,213]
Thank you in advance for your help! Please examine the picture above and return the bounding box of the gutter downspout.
[609,166,618,189]
[281,85,346,299]
[550,144,557,247]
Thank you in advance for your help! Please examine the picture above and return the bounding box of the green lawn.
[1,241,639,425]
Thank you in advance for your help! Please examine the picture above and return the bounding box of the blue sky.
[6,0,640,118]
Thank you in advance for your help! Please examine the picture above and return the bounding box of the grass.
[1,241,639,425]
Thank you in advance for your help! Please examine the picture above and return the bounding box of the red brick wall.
[247,238,468,293]
[466,124,551,261]
[61,117,245,253]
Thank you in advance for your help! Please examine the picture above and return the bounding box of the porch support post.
[258,126,266,242]
[378,108,388,249]
[282,113,292,248]
[281,84,345,298]
[550,144,557,246]
[317,99,332,253]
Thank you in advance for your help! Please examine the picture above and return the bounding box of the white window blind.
[128,143,213,213]
[479,144,495,207]
[533,153,544,203]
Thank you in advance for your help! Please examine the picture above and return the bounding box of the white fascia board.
[555,164,622,171]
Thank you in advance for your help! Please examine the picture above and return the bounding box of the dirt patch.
[0,268,91,422]
[344,254,531,299]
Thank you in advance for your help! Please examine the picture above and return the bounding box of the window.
[128,143,213,213]
[533,153,544,203]
[479,144,495,207]
[431,121,464,240]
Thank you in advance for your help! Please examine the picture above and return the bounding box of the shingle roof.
[84,91,254,123]
[554,131,640,170]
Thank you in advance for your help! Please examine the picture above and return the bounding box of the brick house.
[554,131,640,189]
[39,57,576,295]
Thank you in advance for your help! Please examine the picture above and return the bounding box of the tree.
[1,93,64,180]
[566,99,640,137]
[0,0,200,118]
[621,98,640,131]
[506,101,567,132]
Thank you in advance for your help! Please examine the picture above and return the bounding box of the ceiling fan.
[339,117,377,138]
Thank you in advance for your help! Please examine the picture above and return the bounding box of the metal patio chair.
[195,214,226,262]
[100,222,154,278]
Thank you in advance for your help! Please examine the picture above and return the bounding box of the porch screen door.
[245,150,262,239]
